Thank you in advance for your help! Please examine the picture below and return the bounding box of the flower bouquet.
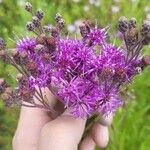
[0,2,150,120]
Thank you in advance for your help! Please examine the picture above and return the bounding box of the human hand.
[12,89,112,150]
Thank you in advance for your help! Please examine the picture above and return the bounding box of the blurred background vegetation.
[0,0,150,150]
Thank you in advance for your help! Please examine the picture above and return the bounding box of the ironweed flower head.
[88,28,106,45]
[17,37,36,52]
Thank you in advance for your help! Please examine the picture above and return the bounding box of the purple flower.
[2,4,149,119]
[95,87,123,115]
[56,38,97,80]
[57,77,98,117]
[17,37,36,52]
[99,44,126,70]
[88,28,106,45]
[53,37,126,117]
[5,13,147,118]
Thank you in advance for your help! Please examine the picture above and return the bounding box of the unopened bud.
[79,25,89,38]
[115,67,126,79]
[141,20,150,37]
[26,22,35,31]
[0,50,9,63]
[11,49,19,57]
[5,87,13,95]
[25,2,32,13]
[129,17,136,29]
[46,36,56,51]
[43,25,52,33]
[32,16,41,27]
[26,61,38,74]
[57,19,65,30]
[55,13,62,22]
[17,74,23,81]
[36,34,46,45]
[141,20,150,45]
[142,55,150,66]
[118,16,129,33]
[1,93,10,101]
[17,75,28,86]
[51,28,59,38]
[19,51,28,59]
[12,49,21,64]
[2,92,14,107]
[36,9,44,20]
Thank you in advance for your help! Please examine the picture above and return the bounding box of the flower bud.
[17,75,28,86]
[129,17,136,29]
[5,87,13,95]
[118,16,128,33]
[55,13,62,22]
[101,67,113,78]
[57,19,65,30]
[141,20,150,45]
[26,22,35,31]
[19,51,28,59]
[46,36,56,51]
[1,93,10,101]
[126,28,138,46]
[26,60,38,76]
[20,88,32,102]
[79,25,89,38]
[142,55,150,66]
[26,61,37,71]
[36,9,44,20]
[36,34,46,45]
[19,51,28,65]
[43,25,51,33]
[0,50,9,63]
[32,16,41,27]
[141,20,150,37]
[17,74,23,81]
[114,66,126,79]
[51,27,59,38]
[0,37,6,50]
[11,49,19,57]
[1,86,14,107]
[12,49,21,64]
[46,36,56,46]
[25,2,32,13]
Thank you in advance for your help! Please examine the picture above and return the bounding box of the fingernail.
[98,113,113,126]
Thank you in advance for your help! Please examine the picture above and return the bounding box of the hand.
[12,89,113,150]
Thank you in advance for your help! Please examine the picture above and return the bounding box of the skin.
[12,89,112,150]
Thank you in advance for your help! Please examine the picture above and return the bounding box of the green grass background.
[0,0,150,150]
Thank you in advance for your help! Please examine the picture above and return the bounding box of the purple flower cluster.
[13,25,148,117]
[17,37,36,52]
[50,28,126,117]
[0,3,150,118]
[15,27,143,117]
